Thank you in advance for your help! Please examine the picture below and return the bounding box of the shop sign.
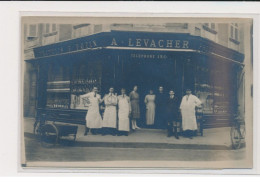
[110,38,189,49]
[130,53,168,59]
[31,31,243,63]
[33,32,192,58]
[34,40,98,58]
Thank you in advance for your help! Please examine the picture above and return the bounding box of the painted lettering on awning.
[110,38,189,49]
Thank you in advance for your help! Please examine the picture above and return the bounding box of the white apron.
[82,92,102,129]
[102,94,117,128]
[118,95,130,132]
[180,94,202,131]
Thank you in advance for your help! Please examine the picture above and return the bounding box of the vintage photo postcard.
[21,16,253,170]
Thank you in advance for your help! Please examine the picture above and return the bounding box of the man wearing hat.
[180,89,202,139]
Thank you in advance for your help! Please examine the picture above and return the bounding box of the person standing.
[129,85,141,130]
[144,89,156,126]
[155,86,167,129]
[166,90,180,139]
[102,87,118,136]
[180,89,202,139]
[117,88,131,136]
[81,87,102,136]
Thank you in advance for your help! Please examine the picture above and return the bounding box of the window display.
[45,60,102,110]
[195,60,232,115]
[70,61,102,110]
[46,63,70,109]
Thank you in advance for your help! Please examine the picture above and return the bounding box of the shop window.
[29,71,37,106]
[195,64,213,114]
[70,61,102,110]
[46,63,70,109]
[195,61,232,115]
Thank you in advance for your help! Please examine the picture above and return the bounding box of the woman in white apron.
[117,88,131,136]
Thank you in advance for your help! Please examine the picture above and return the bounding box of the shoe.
[84,132,88,136]
[175,136,179,139]
[135,126,141,129]
[189,136,193,139]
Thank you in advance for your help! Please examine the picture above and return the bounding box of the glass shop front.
[27,31,244,128]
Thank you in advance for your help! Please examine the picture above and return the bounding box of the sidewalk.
[23,117,232,150]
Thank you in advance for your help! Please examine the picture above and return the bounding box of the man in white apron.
[81,87,102,136]
[117,88,131,136]
[102,87,118,136]
[180,89,202,139]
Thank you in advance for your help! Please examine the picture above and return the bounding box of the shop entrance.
[122,55,177,128]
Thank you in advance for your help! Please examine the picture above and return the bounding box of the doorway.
[123,57,176,128]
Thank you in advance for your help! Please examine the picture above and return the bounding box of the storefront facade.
[25,30,244,128]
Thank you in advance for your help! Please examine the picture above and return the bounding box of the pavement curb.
[24,132,232,150]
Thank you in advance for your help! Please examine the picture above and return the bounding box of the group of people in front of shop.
[83,85,202,139]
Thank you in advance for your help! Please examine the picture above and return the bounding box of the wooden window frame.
[202,23,217,34]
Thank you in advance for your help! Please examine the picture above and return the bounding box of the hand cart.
[34,113,78,147]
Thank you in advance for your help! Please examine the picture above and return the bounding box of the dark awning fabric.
[25,30,244,64]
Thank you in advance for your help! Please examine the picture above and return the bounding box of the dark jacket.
[166,96,179,121]
[155,92,167,111]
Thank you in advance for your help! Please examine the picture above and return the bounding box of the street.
[24,136,245,162]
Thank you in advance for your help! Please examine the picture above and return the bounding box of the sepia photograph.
[21,16,253,169]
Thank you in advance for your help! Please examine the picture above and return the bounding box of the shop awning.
[25,30,244,65]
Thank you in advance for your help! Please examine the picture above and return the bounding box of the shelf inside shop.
[47,88,70,92]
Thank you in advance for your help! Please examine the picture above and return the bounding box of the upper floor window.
[44,24,57,34]
[202,23,217,34]
[46,24,50,33]
[228,23,240,51]
[204,23,215,29]
[73,24,92,38]
[210,23,215,30]
[230,23,239,41]
[26,24,38,40]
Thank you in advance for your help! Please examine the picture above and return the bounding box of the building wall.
[217,24,229,47]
